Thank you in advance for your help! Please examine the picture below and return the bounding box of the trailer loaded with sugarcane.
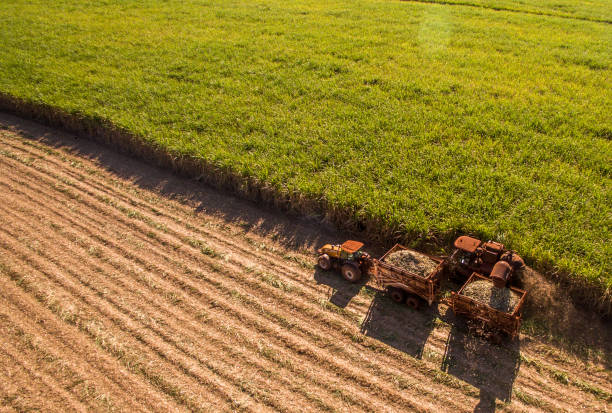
[317,237,527,340]
[449,272,527,342]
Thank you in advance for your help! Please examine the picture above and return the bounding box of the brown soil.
[0,113,610,412]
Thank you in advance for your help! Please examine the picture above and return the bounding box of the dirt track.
[0,114,610,412]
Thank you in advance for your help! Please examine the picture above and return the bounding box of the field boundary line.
[0,93,609,318]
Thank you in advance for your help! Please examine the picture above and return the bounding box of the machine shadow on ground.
[360,291,437,359]
[315,264,522,411]
[312,267,365,308]
[441,320,521,413]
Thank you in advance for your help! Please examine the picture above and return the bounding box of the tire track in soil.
[0,278,183,413]
[0,124,609,412]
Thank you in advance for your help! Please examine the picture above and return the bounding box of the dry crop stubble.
[0,144,444,408]
[0,162,475,411]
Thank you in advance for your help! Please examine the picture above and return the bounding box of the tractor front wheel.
[318,254,332,271]
[341,264,361,283]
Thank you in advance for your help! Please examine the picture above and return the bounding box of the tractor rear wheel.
[318,254,332,271]
[389,288,405,303]
[341,264,361,282]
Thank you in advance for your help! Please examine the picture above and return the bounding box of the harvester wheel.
[406,296,420,310]
[341,264,361,283]
[318,254,332,271]
[389,288,405,304]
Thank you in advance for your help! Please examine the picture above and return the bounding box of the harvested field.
[384,249,439,277]
[462,280,521,313]
[0,114,611,412]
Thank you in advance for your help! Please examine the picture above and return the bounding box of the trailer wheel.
[406,296,420,310]
[341,264,361,283]
[318,254,332,271]
[388,288,405,304]
[490,332,503,345]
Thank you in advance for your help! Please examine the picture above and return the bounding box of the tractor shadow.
[360,291,437,359]
[441,319,521,413]
[315,262,522,412]
[313,267,364,309]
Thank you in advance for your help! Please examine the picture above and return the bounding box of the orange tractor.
[317,240,372,282]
